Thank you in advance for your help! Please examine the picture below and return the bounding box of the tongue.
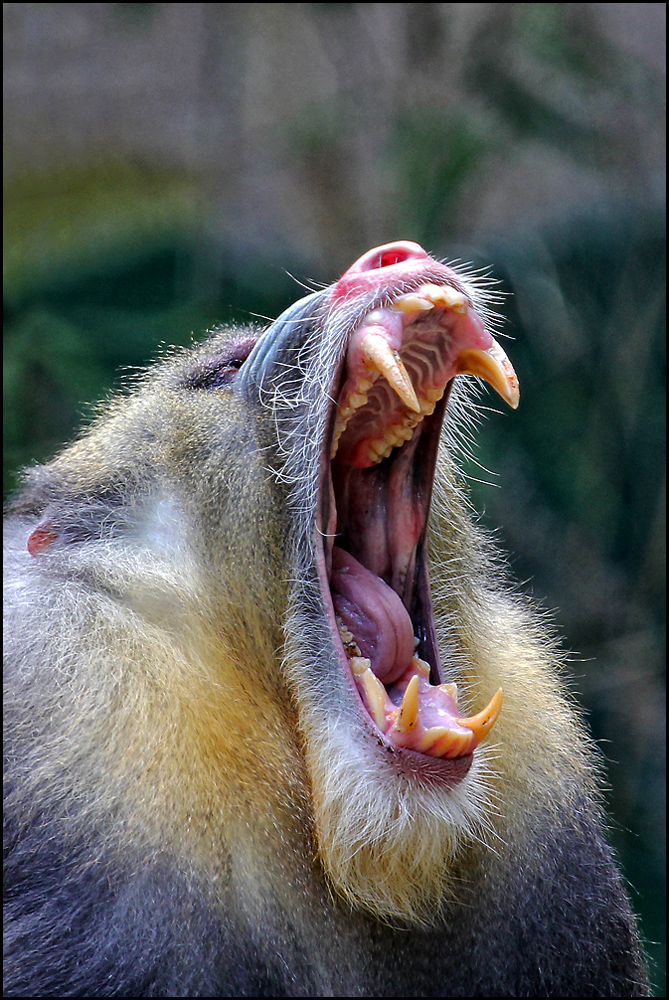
[330,546,416,684]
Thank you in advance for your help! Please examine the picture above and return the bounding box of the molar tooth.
[456,340,519,409]
[337,619,362,658]
[396,424,415,442]
[383,427,405,447]
[361,333,421,413]
[331,415,348,458]
[401,410,422,432]
[394,675,419,733]
[367,439,393,464]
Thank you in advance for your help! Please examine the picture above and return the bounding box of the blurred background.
[4,3,665,991]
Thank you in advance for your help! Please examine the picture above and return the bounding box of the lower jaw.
[363,726,475,785]
[330,631,476,786]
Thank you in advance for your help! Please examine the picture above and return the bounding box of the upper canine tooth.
[455,339,520,409]
[360,333,421,413]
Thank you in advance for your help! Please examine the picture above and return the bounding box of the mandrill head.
[18,240,585,929]
[228,240,527,923]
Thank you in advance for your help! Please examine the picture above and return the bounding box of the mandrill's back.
[4,241,649,997]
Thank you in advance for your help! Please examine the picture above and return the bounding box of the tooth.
[394,675,419,733]
[424,386,444,403]
[392,293,435,314]
[411,656,431,677]
[332,373,377,457]
[441,287,468,314]
[456,688,503,743]
[367,439,393,463]
[416,283,469,314]
[358,667,388,728]
[338,619,362,659]
[349,656,371,677]
[384,430,404,448]
[438,682,458,699]
[430,730,475,759]
[361,333,421,413]
[331,417,346,458]
[341,383,371,416]
[398,413,418,435]
[416,725,450,753]
[456,339,520,409]
[392,424,409,444]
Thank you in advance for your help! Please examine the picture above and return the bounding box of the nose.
[342,241,430,276]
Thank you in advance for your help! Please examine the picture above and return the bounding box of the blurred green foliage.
[3,161,303,495]
[463,209,666,993]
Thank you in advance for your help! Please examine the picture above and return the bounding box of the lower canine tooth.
[456,688,503,742]
[394,675,419,732]
[359,667,388,728]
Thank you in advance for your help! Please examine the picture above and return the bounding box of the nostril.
[346,241,429,276]
[330,240,434,303]
[378,248,410,268]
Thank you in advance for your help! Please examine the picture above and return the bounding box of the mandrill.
[4,241,649,997]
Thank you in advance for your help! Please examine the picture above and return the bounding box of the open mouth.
[317,242,519,767]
